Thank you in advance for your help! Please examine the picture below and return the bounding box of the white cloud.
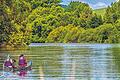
[61,0,116,9]
[116,0,119,2]
[91,2,108,9]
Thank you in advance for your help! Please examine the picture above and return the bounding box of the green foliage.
[78,29,96,43]
[1,0,120,49]
[87,14,103,28]
[27,5,64,43]
[46,25,68,43]
[104,1,120,23]
[0,0,32,49]
[78,23,120,43]
[29,1,103,43]
[95,24,120,43]
[93,8,106,17]
[64,26,84,43]
[65,1,103,28]
[30,0,61,9]
[47,24,84,43]
[47,23,120,43]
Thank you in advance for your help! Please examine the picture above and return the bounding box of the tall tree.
[0,0,32,49]
[65,1,102,28]
[104,1,120,23]
[27,0,63,42]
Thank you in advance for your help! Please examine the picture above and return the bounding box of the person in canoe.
[4,55,17,72]
[4,55,16,68]
[18,54,27,68]
[4,58,13,68]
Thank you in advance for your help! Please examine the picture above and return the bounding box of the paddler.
[4,58,13,68]
[4,55,14,68]
[18,54,27,68]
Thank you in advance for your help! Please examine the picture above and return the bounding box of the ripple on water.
[0,44,120,80]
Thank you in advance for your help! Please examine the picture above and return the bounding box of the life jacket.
[4,60,12,67]
[19,56,27,66]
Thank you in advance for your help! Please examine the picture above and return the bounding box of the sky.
[61,0,117,9]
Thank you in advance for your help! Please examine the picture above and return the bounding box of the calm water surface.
[0,43,120,80]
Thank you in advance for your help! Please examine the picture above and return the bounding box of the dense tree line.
[47,1,120,43]
[27,1,103,43]
[0,0,120,49]
[0,0,32,49]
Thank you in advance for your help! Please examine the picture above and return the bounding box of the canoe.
[3,61,32,72]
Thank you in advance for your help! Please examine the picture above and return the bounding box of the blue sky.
[61,0,117,9]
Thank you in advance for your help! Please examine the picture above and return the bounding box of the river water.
[0,43,120,80]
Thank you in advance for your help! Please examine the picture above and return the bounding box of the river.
[0,43,120,80]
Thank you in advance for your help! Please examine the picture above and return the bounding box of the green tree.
[104,1,120,23]
[64,26,84,43]
[30,0,61,9]
[65,1,102,28]
[47,24,84,43]
[0,0,14,46]
[46,26,67,43]
[78,24,120,43]
[27,3,64,42]
[0,0,32,49]
[87,14,103,28]
[78,29,96,43]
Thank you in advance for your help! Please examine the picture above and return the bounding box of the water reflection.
[110,45,120,77]
[90,45,116,80]
[0,44,120,80]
